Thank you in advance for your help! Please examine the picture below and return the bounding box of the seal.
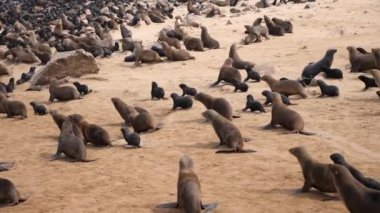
[358,75,377,90]
[159,30,181,49]
[0,94,27,119]
[49,78,81,102]
[347,46,377,72]
[111,97,148,125]
[330,153,380,190]
[179,84,197,96]
[369,69,380,87]
[261,90,292,106]
[187,1,200,15]
[195,92,235,120]
[151,81,166,100]
[289,147,336,193]
[200,26,220,49]
[0,63,10,76]
[302,49,337,85]
[329,164,380,213]
[272,17,293,33]
[243,95,265,113]
[244,68,261,82]
[263,15,284,36]
[261,75,307,98]
[171,93,193,110]
[134,44,163,65]
[30,102,47,115]
[321,67,343,79]
[121,127,141,148]
[0,84,7,96]
[0,178,27,206]
[228,44,255,69]
[49,110,84,140]
[233,82,249,92]
[78,119,112,147]
[51,119,96,162]
[202,109,256,153]
[160,41,195,61]
[211,58,242,87]
[73,82,92,95]
[280,77,307,87]
[265,93,313,135]
[316,80,339,97]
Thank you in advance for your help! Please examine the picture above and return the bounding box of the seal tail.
[299,130,315,136]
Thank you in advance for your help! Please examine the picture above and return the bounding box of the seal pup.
[329,164,380,213]
[187,1,200,15]
[159,30,181,49]
[159,41,194,61]
[262,90,293,106]
[321,67,343,79]
[330,153,380,190]
[244,68,261,82]
[302,49,337,85]
[0,94,27,119]
[200,26,220,49]
[261,75,307,98]
[228,44,255,70]
[272,17,293,33]
[211,58,242,87]
[263,15,284,36]
[243,95,265,113]
[171,93,193,110]
[151,81,166,100]
[203,110,255,153]
[195,92,235,120]
[358,75,377,90]
[73,82,92,95]
[179,84,197,96]
[316,80,339,97]
[0,63,10,76]
[78,119,112,147]
[233,82,249,92]
[51,119,96,162]
[0,78,15,93]
[49,78,81,102]
[180,30,204,51]
[265,93,313,135]
[347,46,377,72]
[121,127,141,148]
[0,178,27,206]
[289,147,336,193]
[30,102,48,115]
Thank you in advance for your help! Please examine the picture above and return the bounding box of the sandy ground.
[0,0,380,212]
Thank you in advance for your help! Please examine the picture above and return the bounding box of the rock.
[31,49,99,85]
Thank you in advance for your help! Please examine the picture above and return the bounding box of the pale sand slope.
[0,0,379,212]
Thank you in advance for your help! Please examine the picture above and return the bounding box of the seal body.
[302,49,337,84]
[30,102,47,115]
[317,80,339,97]
[171,93,193,110]
[160,41,194,61]
[0,178,27,206]
[321,67,343,79]
[179,84,197,96]
[272,17,293,33]
[79,120,112,147]
[49,78,80,102]
[264,15,284,36]
[0,94,27,118]
[195,92,233,120]
[358,76,377,90]
[261,75,307,98]
[73,82,91,95]
[244,68,261,82]
[347,46,377,72]
[151,81,165,99]
[234,82,249,92]
[228,44,254,69]
[261,90,291,105]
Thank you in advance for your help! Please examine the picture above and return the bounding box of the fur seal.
[0,94,27,119]
[228,44,255,69]
[302,49,337,85]
[200,26,220,49]
[243,95,265,113]
[134,44,162,65]
[0,63,10,76]
[203,110,255,153]
[195,92,234,120]
[181,30,204,51]
[179,84,197,96]
[330,153,380,190]
[171,93,193,110]
[211,58,242,87]
[160,41,194,61]
[233,82,249,92]
[124,105,159,134]
[347,46,377,72]
[244,68,261,82]
[321,67,343,79]
[261,75,307,98]
[377,91,380,98]
[187,1,200,15]
[316,80,339,97]
[0,178,27,206]
[261,90,292,106]
[369,69,380,87]
[121,127,141,148]
[52,119,96,162]
[358,76,377,90]
[263,15,284,36]
[272,17,293,33]
[78,119,112,147]
[110,98,148,125]
[49,78,80,102]
[151,81,166,100]
[289,147,336,193]
[0,162,14,172]
[159,31,181,49]
[73,82,92,95]
[265,93,313,135]
[30,102,47,115]
[329,164,380,213]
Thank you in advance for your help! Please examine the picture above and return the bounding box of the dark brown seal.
[200,26,220,49]
[272,17,293,33]
[263,15,284,36]
[181,30,204,52]
[49,78,80,102]
[78,119,112,147]
[347,46,377,72]
[0,94,27,119]
[0,178,27,206]
[160,41,195,61]
[159,30,181,49]
[195,92,234,120]
[261,75,307,98]
[289,147,336,193]
[211,58,242,87]
[0,63,10,76]
[329,164,380,213]
[110,97,148,125]
[187,1,200,15]
[228,44,255,69]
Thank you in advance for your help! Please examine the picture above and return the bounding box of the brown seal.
[0,63,10,76]
[289,147,336,193]
[180,29,204,52]
[263,15,284,36]
[265,92,313,135]
[195,92,235,120]
[134,43,163,65]
[228,44,255,69]
[202,110,255,153]
[261,75,307,98]
[347,46,377,72]
[329,164,380,213]
[210,0,230,6]
[187,1,200,15]
[200,26,220,49]
[0,94,27,119]
[369,69,380,87]
[158,30,181,49]
[124,104,159,134]
[78,119,112,147]
[211,58,242,87]
[160,41,195,61]
[49,78,81,102]
[51,119,96,162]
[0,178,27,206]
[110,97,148,125]
[50,110,85,141]
[272,17,293,33]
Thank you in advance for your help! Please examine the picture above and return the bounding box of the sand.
[0,0,379,212]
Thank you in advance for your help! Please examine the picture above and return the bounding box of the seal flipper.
[202,202,219,212]
[81,158,99,163]
[298,130,316,136]
[216,149,256,154]
[232,115,241,118]
[156,202,178,208]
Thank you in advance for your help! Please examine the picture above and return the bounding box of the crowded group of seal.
[0,0,379,212]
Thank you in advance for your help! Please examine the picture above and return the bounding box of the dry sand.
[1,0,380,212]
